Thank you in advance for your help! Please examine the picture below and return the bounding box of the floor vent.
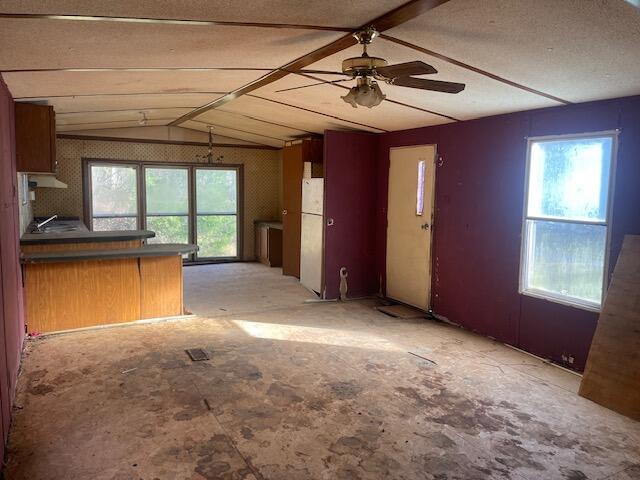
[185,348,210,361]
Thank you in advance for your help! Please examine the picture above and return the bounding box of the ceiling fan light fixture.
[341,77,386,108]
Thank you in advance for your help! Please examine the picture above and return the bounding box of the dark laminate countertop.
[20,220,155,245]
[21,243,198,264]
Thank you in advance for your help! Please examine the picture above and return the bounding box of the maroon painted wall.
[0,75,25,458]
[375,95,640,371]
[323,130,379,299]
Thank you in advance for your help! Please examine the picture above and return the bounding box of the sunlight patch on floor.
[232,319,403,351]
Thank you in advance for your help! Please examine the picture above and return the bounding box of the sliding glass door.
[195,168,239,259]
[144,167,189,245]
[87,160,240,262]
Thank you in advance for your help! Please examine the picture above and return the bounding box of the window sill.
[520,289,601,313]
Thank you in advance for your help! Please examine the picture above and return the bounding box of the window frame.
[518,130,619,312]
[86,160,142,231]
[193,165,241,261]
[83,158,244,264]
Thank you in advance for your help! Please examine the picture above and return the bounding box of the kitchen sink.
[29,222,80,234]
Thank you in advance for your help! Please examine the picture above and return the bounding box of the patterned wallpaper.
[34,138,283,260]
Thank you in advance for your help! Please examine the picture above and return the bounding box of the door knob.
[282,209,287,215]
[420,223,430,230]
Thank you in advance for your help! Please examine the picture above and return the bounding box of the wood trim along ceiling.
[56,107,198,115]
[1,67,277,73]
[57,107,317,135]
[379,34,572,105]
[0,13,354,32]
[12,92,227,100]
[57,118,178,127]
[59,125,273,148]
[190,119,287,143]
[245,94,388,133]
[56,134,279,150]
[294,72,460,121]
[168,0,452,126]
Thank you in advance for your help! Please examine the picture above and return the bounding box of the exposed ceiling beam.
[56,134,278,150]
[168,0,451,126]
[190,119,287,143]
[57,119,176,127]
[380,34,572,105]
[0,13,353,32]
[13,92,226,100]
[204,111,318,136]
[246,94,387,133]
[56,106,316,135]
[1,67,276,74]
[56,107,197,114]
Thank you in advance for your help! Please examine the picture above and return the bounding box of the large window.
[90,164,139,230]
[520,132,617,310]
[86,160,241,262]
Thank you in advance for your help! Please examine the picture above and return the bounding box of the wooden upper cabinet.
[15,102,57,173]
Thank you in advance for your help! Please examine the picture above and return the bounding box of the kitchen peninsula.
[20,220,197,333]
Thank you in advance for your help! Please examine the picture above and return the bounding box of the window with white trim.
[520,132,617,310]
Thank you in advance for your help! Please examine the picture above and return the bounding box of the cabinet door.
[15,103,56,173]
[282,144,303,277]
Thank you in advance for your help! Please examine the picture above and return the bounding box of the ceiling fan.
[279,27,466,108]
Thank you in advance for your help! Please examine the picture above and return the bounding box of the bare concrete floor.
[5,263,640,479]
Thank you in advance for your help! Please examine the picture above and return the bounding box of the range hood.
[28,174,68,189]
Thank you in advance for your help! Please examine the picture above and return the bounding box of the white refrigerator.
[300,178,324,294]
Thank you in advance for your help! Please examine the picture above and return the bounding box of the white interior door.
[386,145,436,310]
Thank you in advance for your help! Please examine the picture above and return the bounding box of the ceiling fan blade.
[275,78,352,93]
[376,61,437,79]
[392,77,465,94]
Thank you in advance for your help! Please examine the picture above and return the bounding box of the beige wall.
[33,138,282,260]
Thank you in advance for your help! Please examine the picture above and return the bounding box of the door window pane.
[524,220,606,305]
[144,168,189,247]
[145,168,189,215]
[90,164,138,230]
[195,168,239,259]
[196,169,237,214]
[146,216,189,244]
[527,137,612,222]
[197,215,237,257]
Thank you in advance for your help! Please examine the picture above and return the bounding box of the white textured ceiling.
[1,0,639,146]
[0,20,342,69]
[3,71,253,98]
[386,0,640,103]
[0,0,409,28]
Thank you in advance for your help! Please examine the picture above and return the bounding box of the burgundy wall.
[0,75,25,458]
[375,95,640,371]
[323,130,379,299]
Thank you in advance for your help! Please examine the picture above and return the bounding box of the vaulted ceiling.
[1,0,639,148]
